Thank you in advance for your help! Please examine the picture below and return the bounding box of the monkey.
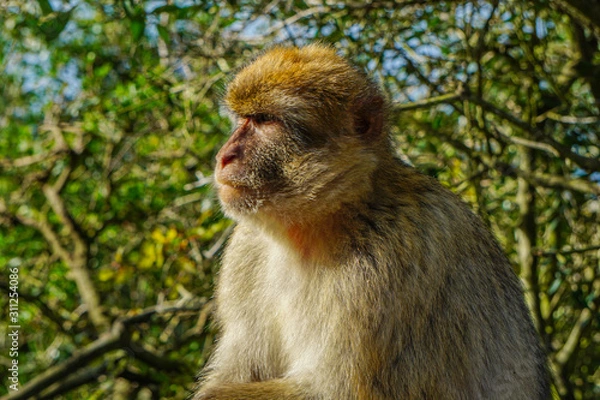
[193,44,550,400]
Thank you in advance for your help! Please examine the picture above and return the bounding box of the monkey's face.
[214,45,386,223]
[214,113,300,217]
[214,110,378,224]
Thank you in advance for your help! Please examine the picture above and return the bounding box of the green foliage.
[0,0,598,399]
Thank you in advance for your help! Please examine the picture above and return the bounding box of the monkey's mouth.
[215,178,256,202]
[214,173,250,191]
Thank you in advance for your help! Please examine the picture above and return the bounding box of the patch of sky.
[405,85,430,102]
[466,62,478,74]
[416,44,442,58]
[21,51,51,93]
[145,0,167,13]
[49,0,67,11]
[381,50,406,76]
[413,20,427,33]
[320,23,335,37]
[280,25,310,44]
[175,19,201,38]
[59,20,85,46]
[438,104,454,115]
[407,37,420,48]
[367,59,378,72]
[101,3,116,17]
[535,17,547,39]
[455,1,494,30]
[347,23,362,40]
[58,60,81,101]
[145,0,202,14]
[574,168,600,184]
[372,39,386,54]
[72,0,96,19]
[239,16,270,40]
[429,68,443,83]
[176,0,202,7]
[145,19,160,45]
[497,33,510,45]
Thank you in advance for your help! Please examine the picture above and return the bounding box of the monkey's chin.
[217,184,243,204]
[216,183,262,216]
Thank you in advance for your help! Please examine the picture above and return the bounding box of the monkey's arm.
[194,379,308,400]
[195,227,303,398]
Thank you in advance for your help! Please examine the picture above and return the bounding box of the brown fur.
[193,44,549,400]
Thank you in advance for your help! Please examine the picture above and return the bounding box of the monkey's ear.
[352,91,386,141]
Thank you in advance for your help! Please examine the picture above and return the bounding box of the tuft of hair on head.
[225,43,388,142]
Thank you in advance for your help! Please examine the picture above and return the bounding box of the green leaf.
[131,18,145,42]
[157,25,170,44]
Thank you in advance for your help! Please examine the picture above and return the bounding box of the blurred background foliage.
[0,0,598,399]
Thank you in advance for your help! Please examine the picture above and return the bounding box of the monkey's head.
[214,44,388,225]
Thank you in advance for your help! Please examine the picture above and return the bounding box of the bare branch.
[0,151,66,169]
[37,363,108,400]
[120,298,207,326]
[264,6,330,36]
[14,213,71,262]
[493,127,560,157]
[518,170,600,195]
[392,93,461,112]
[424,125,599,195]
[535,245,600,257]
[464,94,600,172]
[551,0,600,36]
[516,150,544,337]
[41,183,86,246]
[537,112,599,125]
[127,341,188,373]
[0,298,207,400]
[554,307,594,366]
[42,183,109,330]
[1,323,124,400]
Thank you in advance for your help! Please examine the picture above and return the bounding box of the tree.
[0,0,598,399]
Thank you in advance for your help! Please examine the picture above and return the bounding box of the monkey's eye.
[250,113,278,124]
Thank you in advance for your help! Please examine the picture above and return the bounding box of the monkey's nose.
[219,145,241,168]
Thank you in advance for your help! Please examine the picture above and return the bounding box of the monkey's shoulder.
[368,164,471,227]
[361,163,506,262]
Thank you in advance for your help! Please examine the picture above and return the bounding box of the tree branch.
[42,183,109,330]
[0,151,66,169]
[0,298,207,400]
[554,307,593,367]
[127,341,188,373]
[14,213,71,263]
[264,6,330,36]
[1,323,124,400]
[464,94,600,172]
[551,0,600,35]
[517,169,600,195]
[392,93,461,112]
[535,245,600,257]
[37,363,109,400]
[515,149,544,337]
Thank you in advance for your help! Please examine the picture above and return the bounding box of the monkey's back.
[342,159,550,398]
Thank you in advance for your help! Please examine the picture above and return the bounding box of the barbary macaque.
[193,44,549,400]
